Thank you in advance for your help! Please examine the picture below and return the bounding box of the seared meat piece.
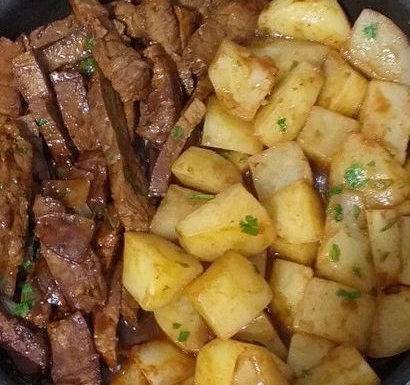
[137,44,184,146]
[93,261,122,369]
[113,1,146,39]
[0,85,22,119]
[47,312,101,385]
[0,122,32,296]
[182,0,266,75]
[149,98,206,197]
[69,0,151,102]
[33,195,65,218]
[175,0,212,16]
[120,287,139,329]
[174,5,199,50]
[41,26,91,72]
[88,71,151,231]
[28,15,79,49]
[51,69,98,152]
[0,308,47,372]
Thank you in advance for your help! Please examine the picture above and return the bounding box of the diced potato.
[42,178,91,208]
[269,259,314,331]
[248,38,329,82]
[342,9,410,87]
[316,225,376,292]
[171,146,242,194]
[235,312,288,360]
[258,0,350,48]
[195,339,289,385]
[249,142,313,202]
[297,106,360,167]
[287,333,336,377]
[208,40,277,121]
[154,294,210,352]
[398,216,410,285]
[109,351,148,385]
[254,62,324,146]
[368,290,410,358]
[186,251,272,339]
[219,150,249,173]
[264,180,325,244]
[123,232,203,311]
[329,133,410,208]
[294,277,376,351]
[202,97,263,155]
[176,183,276,261]
[360,80,410,164]
[134,340,195,385]
[396,200,410,216]
[366,209,401,287]
[317,51,368,117]
[271,238,318,266]
[293,344,380,385]
[150,184,209,241]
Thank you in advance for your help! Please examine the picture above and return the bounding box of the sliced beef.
[33,195,65,218]
[41,26,91,72]
[123,101,136,142]
[174,4,199,50]
[69,0,151,102]
[50,69,98,152]
[137,44,184,146]
[149,97,206,196]
[113,1,146,39]
[47,312,101,385]
[182,0,266,75]
[88,71,151,231]
[93,261,122,369]
[0,122,33,296]
[0,85,22,119]
[120,287,139,330]
[175,0,212,16]
[0,308,47,372]
[28,15,80,49]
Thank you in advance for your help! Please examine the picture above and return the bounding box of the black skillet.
[0,0,410,384]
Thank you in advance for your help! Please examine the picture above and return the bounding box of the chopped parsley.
[327,204,343,222]
[363,23,378,39]
[84,36,95,52]
[380,217,398,232]
[337,288,361,300]
[327,185,343,196]
[172,322,182,329]
[21,258,32,273]
[352,204,361,220]
[188,193,215,201]
[21,283,33,301]
[79,57,97,75]
[240,215,259,236]
[10,283,35,318]
[344,164,367,189]
[35,117,48,127]
[277,117,287,133]
[290,60,299,70]
[172,125,184,139]
[177,330,190,342]
[352,266,362,278]
[329,244,340,262]
[13,302,31,318]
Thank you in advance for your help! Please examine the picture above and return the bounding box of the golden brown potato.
[271,238,318,266]
[219,151,250,173]
[109,352,148,385]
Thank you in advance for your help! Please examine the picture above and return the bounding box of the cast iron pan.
[0,0,410,384]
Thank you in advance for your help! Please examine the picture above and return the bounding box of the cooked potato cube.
[329,133,410,208]
[293,344,380,385]
[134,340,195,385]
[249,251,267,277]
[360,80,410,164]
[123,232,203,311]
[287,333,336,377]
[235,312,288,360]
[271,238,318,266]
[150,184,209,241]
[269,259,314,331]
[397,200,410,215]
[258,0,350,48]
[43,178,90,208]
[195,339,289,385]
[109,351,148,385]
[154,294,210,352]
[297,106,360,167]
[398,216,410,285]
[254,62,324,146]
[176,183,276,261]
[171,146,242,194]
[368,290,410,358]
[186,251,272,339]
[264,180,324,243]
[367,209,401,287]
[208,40,277,121]
[202,97,263,155]
[294,277,376,351]
[219,150,249,173]
[317,51,368,117]
[316,226,376,292]
[342,9,410,87]
[248,38,329,82]
[249,142,313,202]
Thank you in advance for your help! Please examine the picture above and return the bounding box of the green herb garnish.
[337,288,361,300]
[35,117,48,127]
[352,204,361,220]
[79,57,97,75]
[363,23,378,39]
[380,217,398,232]
[177,330,190,342]
[84,36,95,52]
[172,125,184,139]
[327,185,343,196]
[290,60,299,70]
[240,215,259,236]
[329,244,340,262]
[172,322,182,329]
[21,283,33,301]
[277,117,287,133]
[21,258,32,273]
[188,193,215,201]
[352,266,362,278]
[344,163,367,188]
[327,204,343,222]
[13,302,31,318]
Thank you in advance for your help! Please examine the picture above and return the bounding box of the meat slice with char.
[113,1,146,39]
[137,44,184,146]
[69,0,151,102]
[47,312,101,385]
[120,287,139,329]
